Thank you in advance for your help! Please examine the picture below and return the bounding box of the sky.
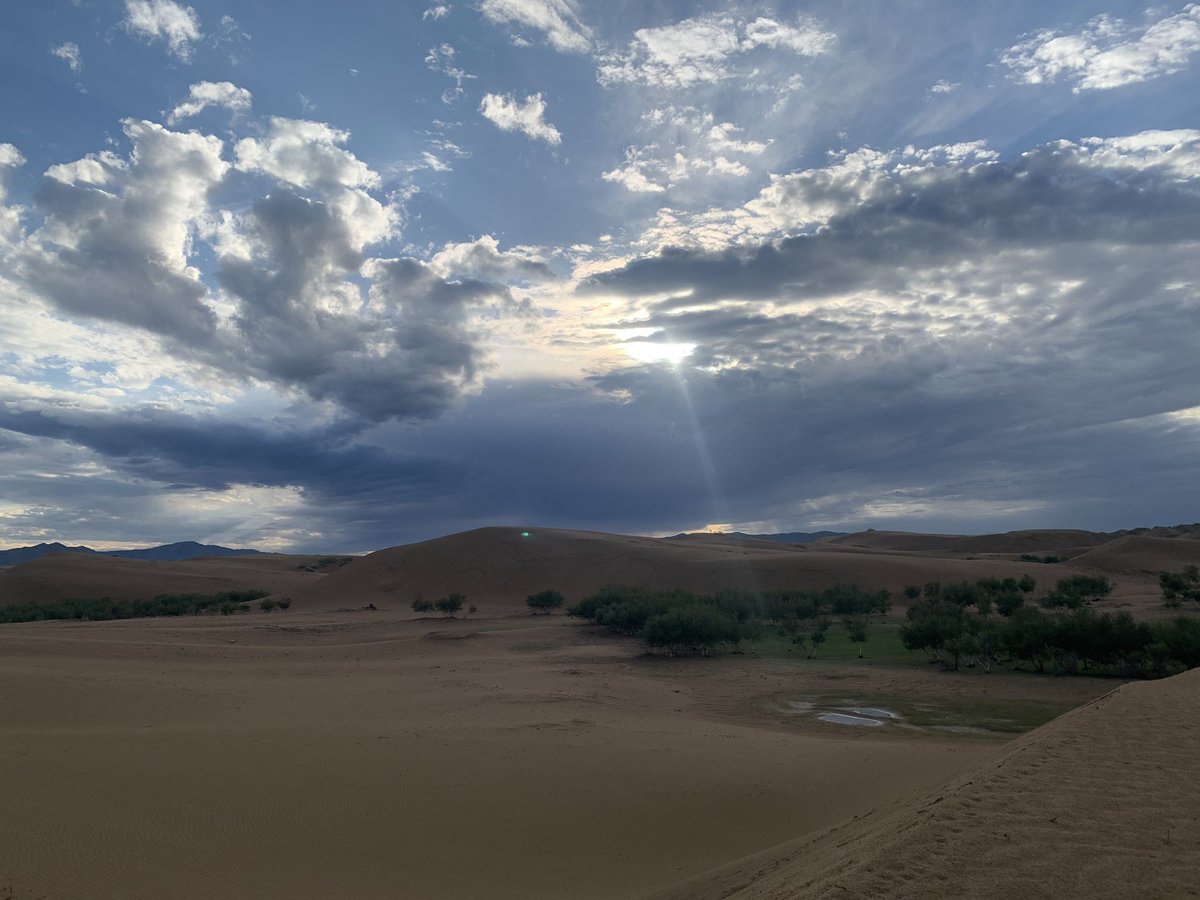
[0,0,1198,552]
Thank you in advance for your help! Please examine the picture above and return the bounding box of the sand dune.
[0,525,1187,898]
[1069,534,1200,575]
[649,666,1200,899]
[0,551,329,606]
[821,529,1110,554]
[281,526,1128,613]
[5,527,1190,618]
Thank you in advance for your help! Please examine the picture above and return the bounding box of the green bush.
[526,590,565,614]
[434,593,465,616]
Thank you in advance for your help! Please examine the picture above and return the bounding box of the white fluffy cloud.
[602,108,770,193]
[598,14,835,89]
[424,4,451,21]
[478,0,591,53]
[235,118,380,192]
[50,42,83,75]
[480,93,562,144]
[1002,4,1200,92]
[0,144,24,169]
[167,81,252,124]
[430,235,554,282]
[123,0,202,61]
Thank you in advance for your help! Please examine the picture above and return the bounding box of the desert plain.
[1,526,1198,898]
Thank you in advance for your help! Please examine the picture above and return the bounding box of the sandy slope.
[649,667,1200,900]
[820,529,1111,554]
[3,526,1190,619]
[0,551,330,605]
[279,527,1129,613]
[0,612,1016,900]
[1070,534,1200,575]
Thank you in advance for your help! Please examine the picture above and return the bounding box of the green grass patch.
[742,621,914,665]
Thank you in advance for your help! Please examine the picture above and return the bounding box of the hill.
[821,529,1111,554]
[0,540,262,567]
[650,666,1200,899]
[277,526,1128,613]
[0,552,326,606]
[669,530,846,544]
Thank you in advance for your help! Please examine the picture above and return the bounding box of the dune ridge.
[648,666,1200,899]
[279,526,1147,612]
[0,551,327,605]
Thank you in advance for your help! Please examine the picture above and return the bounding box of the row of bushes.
[0,590,272,624]
[566,585,891,656]
[902,596,1200,677]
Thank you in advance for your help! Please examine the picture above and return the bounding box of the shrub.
[434,593,465,616]
[526,590,565,614]
[641,605,740,656]
[1160,566,1200,607]
[411,597,435,613]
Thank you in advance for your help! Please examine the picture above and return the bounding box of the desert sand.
[651,665,1200,900]
[1,525,1197,898]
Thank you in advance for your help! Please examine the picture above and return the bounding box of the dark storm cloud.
[5,118,513,426]
[0,405,460,501]
[216,191,503,421]
[588,140,1200,304]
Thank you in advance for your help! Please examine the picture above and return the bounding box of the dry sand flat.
[0,611,1006,899]
[650,666,1200,900]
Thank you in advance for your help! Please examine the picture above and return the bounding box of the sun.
[622,341,696,365]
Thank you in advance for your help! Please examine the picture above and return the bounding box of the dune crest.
[649,666,1200,899]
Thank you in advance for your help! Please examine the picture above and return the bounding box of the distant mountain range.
[0,541,263,567]
[669,530,847,543]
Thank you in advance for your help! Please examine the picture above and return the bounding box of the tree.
[435,593,465,616]
[1041,575,1113,610]
[843,615,869,658]
[526,589,565,614]
[641,605,740,656]
[411,597,434,613]
[903,584,922,600]
[1161,566,1200,608]
[808,619,831,658]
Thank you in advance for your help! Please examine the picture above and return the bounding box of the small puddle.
[818,712,885,727]
[839,707,900,720]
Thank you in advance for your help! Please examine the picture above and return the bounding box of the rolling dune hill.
[649,665,1200,900]
[277,526,1150,613]
[820,529,1111,555]
[0,552,330,605]
[1069,535,1200,576]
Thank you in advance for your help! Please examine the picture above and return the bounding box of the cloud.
[597,13,835,89]
[123,0,202,62]
[602,108,771,192]
[478,0,591,53]
[1002,4,1200,91]
[50,42,83,75]
[430,235,554,283]
[424,4,451,20]
[0,144,24,169]
[480,92,562,144]
[166,81,252,124]
[16,119,227,342]
[927,79,959,95]
[0,114,532,426]
[425,43,475,103]
[234,117,382,194]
